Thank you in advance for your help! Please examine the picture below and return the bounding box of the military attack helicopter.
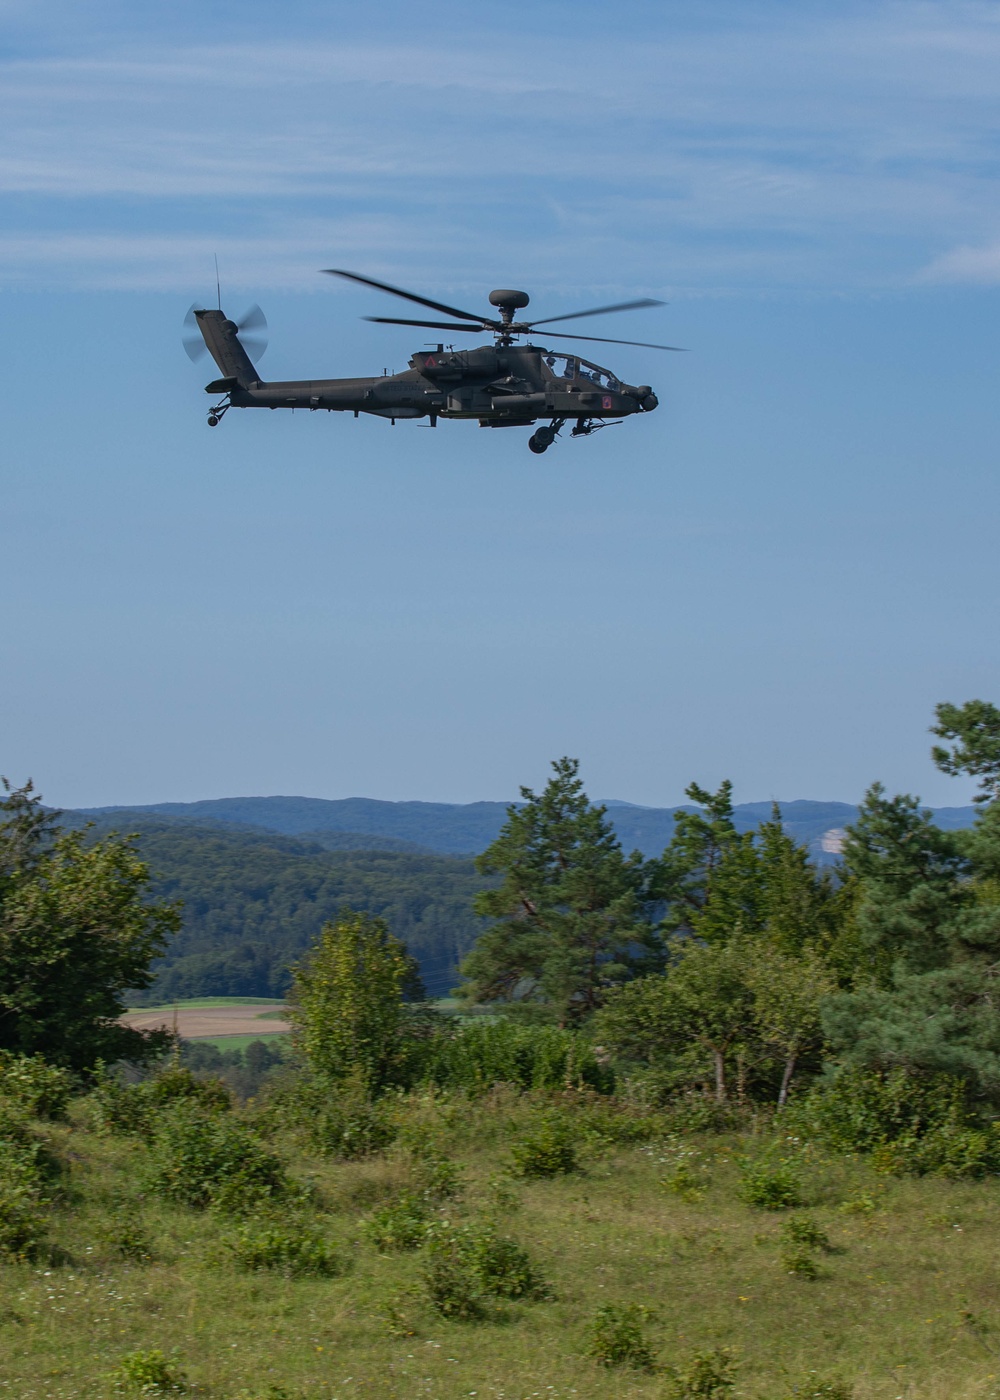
[183,269,681,453]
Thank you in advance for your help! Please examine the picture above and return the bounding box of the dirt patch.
[121,1004,290,1040]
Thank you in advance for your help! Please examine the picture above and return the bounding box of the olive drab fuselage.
[193,308,659,451]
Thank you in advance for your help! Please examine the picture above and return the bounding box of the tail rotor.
[181,303,268,363]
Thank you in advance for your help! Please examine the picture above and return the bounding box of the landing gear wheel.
[207,414,220,427]
[528,418,564,454]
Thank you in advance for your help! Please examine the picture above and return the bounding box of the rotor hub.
[488,289,530,331]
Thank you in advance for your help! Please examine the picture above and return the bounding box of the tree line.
[456,701,1000,1108]
[2,697,999,1122]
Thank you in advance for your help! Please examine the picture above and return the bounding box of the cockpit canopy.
[541,352,621,391]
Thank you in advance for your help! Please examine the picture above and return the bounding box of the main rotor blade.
[539,329,686,351]
[528,297,665,328]
[363,316,485,332]
[322,269,498,327]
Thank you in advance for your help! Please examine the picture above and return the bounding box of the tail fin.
[194,309,262,388]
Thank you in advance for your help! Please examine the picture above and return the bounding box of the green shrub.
[419,1221,548,1318]
[111,1348,187,1393]
[462,1223,549,1300]
[0,1107,56,1260]
[411,1150,461,1201]
[226,1217,344,1277]
[661,1162,707,1203]
[0,1167,47,1262]
[738,1158,802,1210]
[584,1303,657,1370]
[510,1116,578,1178]
[363,1194,429,1252]
[0,1052,72,1119]
[781,1217,831,1252]
[795,1067,1000,1177]
[147,1106,289,1212]
[89,1064,230,1138]
[415,1021,612,1094]
[664,1347,737,1399]
[261,1074,396,1159]
[419,1234,488,1320]
[780,1247,819,1278]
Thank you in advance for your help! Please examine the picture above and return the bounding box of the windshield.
[542,353,620,389]
[542,352,577,380]
[577,359,620,390]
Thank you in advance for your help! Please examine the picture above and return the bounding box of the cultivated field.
[121,1000,289,1040]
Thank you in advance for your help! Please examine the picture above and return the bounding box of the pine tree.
[931,699,1000,804]
[840,782,969,980]
[459,759,654,1024]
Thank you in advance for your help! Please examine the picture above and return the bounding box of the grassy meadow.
[4,1087,1000,1400]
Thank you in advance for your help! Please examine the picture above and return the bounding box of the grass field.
[126,999,286,1013]
[3,1093,1000,1400]
[182,1032,290,1052]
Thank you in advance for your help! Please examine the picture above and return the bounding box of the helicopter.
[183,269,682,453]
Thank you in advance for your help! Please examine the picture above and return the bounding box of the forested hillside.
[77,793,977,860]
[68,815,492,1003]
[65,788,979,1004]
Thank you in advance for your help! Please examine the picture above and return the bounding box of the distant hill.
[67,795,979,1003]
[78,794,979,863]
[66,813,491,1004]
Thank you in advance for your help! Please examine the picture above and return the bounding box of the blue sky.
[2,0,999,810]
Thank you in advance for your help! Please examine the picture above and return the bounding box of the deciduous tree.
[288,908,423,1090]
[0,780,179,1071]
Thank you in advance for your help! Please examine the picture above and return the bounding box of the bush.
[661,1162,707,1203]
[261,1073,396,1160]
[419,1221,549,1318]
[0,1052,72,1119]
[738,1158,802,1210]
[0,1166,47,1262]
[510,1116,578,1178]
[147,1106,290,1212]
[0,1106,56,1260]
[406,1144,461,1201]
[111,1348,187,1393]
[584,1303,657,1370]
[461,1224,549,1300]
[364,1194,429,1252]
[89,1063,230,1138]
[226,1217,344,1277]
[415,1021,612,1094]
[794,1067,1000,1177]
[419,1234,488,1321]
[781,1216,831,1252]
[780,1247,819,1278]
[664,1347,737,1399]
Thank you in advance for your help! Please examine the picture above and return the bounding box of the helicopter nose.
[634,385,658,411]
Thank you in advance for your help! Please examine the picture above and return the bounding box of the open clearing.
[4,1103,1000,1400]
[120,1002,289,1040]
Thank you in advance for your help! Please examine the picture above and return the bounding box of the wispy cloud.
[3,3,1000,292]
